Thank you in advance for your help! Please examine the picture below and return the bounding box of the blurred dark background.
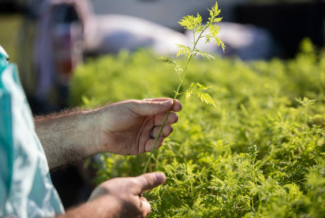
[236,2,325,58]
[1,0,325,210]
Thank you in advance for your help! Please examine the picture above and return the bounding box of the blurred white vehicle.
[91,0,246,30]
[186,22,273,60]
[85,14,190,55]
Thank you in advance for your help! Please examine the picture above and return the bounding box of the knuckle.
[129,178,140,187]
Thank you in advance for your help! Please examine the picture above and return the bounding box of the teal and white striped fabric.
[0,46,64,218]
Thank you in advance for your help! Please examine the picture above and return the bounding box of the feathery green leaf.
[176,44,192,58]
[178,13,203,31]
[192,50,215,60]
[197,92,216,107]
[184,83,215,107]
[213,17,223,23]
[210,1,221,17]
[214,37,226,52]
[157,57,176,65]
[209,25,221,38]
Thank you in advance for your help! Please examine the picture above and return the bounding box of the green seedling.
[142,1,225,174]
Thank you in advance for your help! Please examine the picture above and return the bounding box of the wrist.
[92,104,121,154]
[83,109,105,155]
[59,196,122,218]
[90,195,122,218]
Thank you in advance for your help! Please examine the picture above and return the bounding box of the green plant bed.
[70,40,325,217]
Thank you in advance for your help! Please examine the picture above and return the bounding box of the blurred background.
[1,0,325,210]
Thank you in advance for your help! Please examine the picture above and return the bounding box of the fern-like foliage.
[157,57,176,65]
[143,1,224,174]
[158,57,183,80]
[295,97,316,107]
[184,83,216,107]
[178,13,203,31]
[176,1,225,59]
[206,2,226,52]
[209,1,221,18]
[176,45,192,58]
[157,1,225,108]
[191,50,215,60]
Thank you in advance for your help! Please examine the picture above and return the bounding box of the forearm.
[56,196,122,218]
[35,109,101,169]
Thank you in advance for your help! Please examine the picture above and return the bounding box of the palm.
[97,99,181,155]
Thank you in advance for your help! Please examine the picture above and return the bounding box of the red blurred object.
[52,23,83,85]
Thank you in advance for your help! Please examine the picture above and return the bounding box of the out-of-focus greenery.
[70,39,325,217]
[0,15,37,96]
[0,15,22,63]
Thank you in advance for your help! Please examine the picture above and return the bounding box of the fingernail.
[162,100,172,107]
[156,172,166,184]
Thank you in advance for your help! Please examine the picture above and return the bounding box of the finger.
[140,197,148,202]
[143,97,172,102]
[139,198,151,217]
[145,137,164,152]
[145,99,182,112]
[130,99,174,116]
[152,125,173,138]
[135,172,166,193]
[154,112,178,126]
[171,99,182,112]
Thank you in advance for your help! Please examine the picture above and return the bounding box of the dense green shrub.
[70,40,325,217]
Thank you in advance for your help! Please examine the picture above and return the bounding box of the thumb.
[131,99,174,116]
[135,172,166,193]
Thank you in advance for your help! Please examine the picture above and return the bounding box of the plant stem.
[142,25,211,174]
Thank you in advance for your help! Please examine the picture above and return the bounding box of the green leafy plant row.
[70,37,325,217]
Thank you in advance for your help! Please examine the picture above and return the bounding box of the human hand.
[95,98,182,155]
[88,172,166,218]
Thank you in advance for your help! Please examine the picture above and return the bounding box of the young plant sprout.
[142,1,225,174]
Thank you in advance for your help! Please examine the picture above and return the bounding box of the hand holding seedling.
[96,98,182,155]
[35,98,181,169]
